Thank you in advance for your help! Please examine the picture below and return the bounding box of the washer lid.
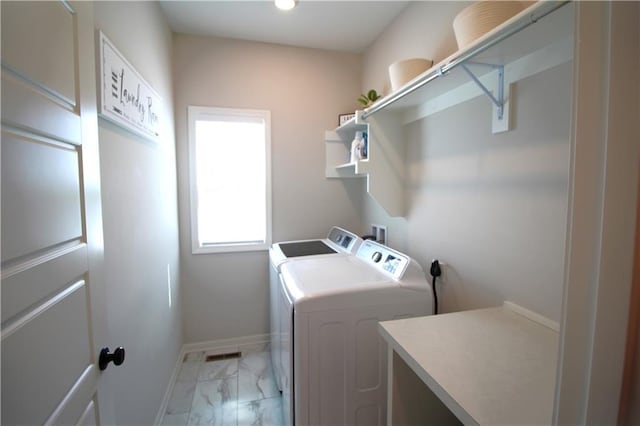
[278,240,336,257]
[270,226,362,269]
[281,255,396,302]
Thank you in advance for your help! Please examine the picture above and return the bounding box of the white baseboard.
[153,333,271,425]
[504,301,560,332]
[182,333,271,354]
[153,346,187,425]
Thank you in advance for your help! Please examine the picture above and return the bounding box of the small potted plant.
[358,89,381,109]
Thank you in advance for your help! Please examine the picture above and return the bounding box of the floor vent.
[205,352,241,362]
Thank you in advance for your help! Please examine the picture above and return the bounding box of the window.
[188,106,271,253]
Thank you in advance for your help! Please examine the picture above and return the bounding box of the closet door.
[1,1,111,424]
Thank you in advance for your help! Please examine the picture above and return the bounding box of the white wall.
[94,3,182,424]
[360,2,571,321]
[359,1,469,253]
[363,1,469,96]
[407,64,570,320]
[173,34,364,343]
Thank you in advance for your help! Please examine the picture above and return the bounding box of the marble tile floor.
[161,342,284,426]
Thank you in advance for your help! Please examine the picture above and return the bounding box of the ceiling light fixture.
[275,0,296,11]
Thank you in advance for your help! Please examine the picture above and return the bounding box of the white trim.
[76,401,96,426]
[1,241,85,280]
[153,346,187,426]
[44,365,98,426]
[555,2,639,423]
[182,333,270,354]
[1,280,85,340]
[192,243,269,255]
[1,62,76,109]
[60,0,75,14]
[187,106,272,255]
[504,301,560,332]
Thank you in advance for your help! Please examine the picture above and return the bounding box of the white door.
[1,1,113,424]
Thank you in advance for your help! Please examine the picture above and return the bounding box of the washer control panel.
[356,240,410,279]
[328,227,361,252]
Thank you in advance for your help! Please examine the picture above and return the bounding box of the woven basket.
[388,58,433,92]
[453,1,527,49]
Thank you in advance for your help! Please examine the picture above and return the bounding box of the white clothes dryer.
[269,227,362,391]
[278,240,432,426]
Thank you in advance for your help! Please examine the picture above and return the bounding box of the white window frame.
[188,106,272,254]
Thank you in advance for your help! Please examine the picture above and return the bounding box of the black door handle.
[99,347,125,371]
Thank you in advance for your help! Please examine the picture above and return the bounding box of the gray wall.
[94,2,182,424]
[360,2,571,321]
[173,34,365,343]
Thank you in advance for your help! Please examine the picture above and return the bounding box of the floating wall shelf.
[325,0,574,217]
[324,118,368,179]
[362,0,571,133]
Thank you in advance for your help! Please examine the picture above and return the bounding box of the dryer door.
[278,274,294,426]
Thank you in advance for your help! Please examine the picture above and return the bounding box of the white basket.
[388,58,433,92]
[453,1,527,49]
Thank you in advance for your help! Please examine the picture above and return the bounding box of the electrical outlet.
[432,260,447,283]
[371,224,387,245]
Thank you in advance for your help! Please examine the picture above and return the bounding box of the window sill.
[192,242,270,255]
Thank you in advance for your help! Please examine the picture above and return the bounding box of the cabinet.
[325,1,573,217]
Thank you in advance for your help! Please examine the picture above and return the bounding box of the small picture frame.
[338,113,355,126]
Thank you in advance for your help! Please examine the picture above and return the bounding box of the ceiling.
[159,1,410,53]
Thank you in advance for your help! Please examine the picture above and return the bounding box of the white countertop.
[379,305,559,425]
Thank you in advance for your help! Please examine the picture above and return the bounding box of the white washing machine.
[278,240,432,426]
[269,227,362,391]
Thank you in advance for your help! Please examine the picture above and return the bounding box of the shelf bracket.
[460,62,504,119]
[460,62,511,133]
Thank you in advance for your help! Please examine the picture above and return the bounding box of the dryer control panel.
[356,240,410,280]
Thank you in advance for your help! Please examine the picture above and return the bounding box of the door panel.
[1,73,81,142]
[2,282,92,425]
[1,130,83,261]
[1,244,87,323]
[47,369,100,426]
[1,1,107,424]
[77,400,98,426]
[1,1,76,103]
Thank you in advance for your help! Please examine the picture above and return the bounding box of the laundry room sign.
[98,31,161,142]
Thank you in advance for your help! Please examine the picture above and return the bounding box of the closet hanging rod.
[361,0,570,119]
